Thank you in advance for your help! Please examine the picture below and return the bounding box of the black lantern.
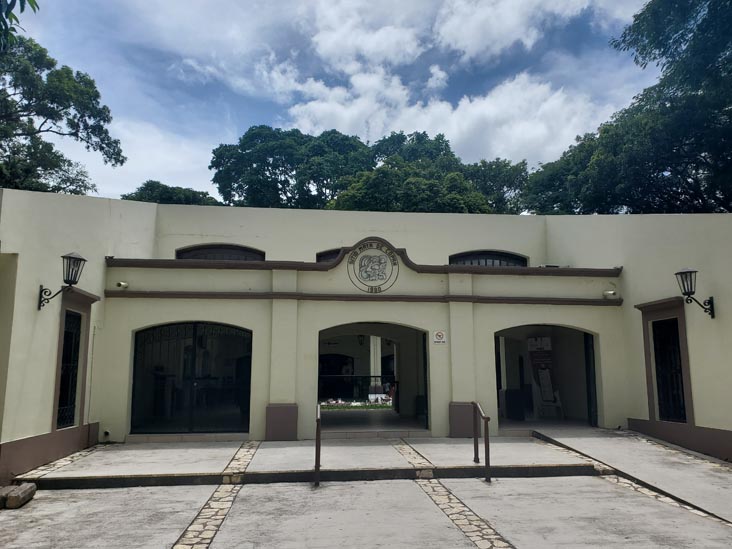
[674,268,714,319]
[38,252,88,310]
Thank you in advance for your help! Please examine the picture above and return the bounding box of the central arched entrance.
[318,322,429,433]
[130,322,253,434]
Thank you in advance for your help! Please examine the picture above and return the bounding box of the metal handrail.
[314,404,321,487]
[471,401,491,483]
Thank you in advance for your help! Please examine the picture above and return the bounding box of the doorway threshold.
[321,429,431,440]
[125,433,249,443]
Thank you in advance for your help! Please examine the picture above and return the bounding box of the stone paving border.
[16,445,102,479]
[389,438,434,472]
[603,474,732,528]
[222,440,260,482]
[173,484,242,548]
[416,478,514,548]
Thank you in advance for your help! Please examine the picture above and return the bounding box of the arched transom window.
[449,250,528,267]
[175,244,265,261]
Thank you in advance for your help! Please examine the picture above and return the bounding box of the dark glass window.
[449,251,527,267]
[316,249,341,263]
[176,245,265,261]
[57,311,82,429]
[131,322,253,433]
[652,318,687,422]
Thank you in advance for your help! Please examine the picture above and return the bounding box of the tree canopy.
[209,127,526,213]
[121,180,220,206]
[523,0,732,214]
[0,36,125,194]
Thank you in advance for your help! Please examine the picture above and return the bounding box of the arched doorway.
[131,322,253,433]
[494,325,598,427]
[318,322,429,432]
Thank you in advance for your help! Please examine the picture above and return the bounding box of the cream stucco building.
[0,188,730,480]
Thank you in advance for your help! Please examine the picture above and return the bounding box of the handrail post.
[472,402,480,464]
[314,404,321,487]
[483,415,491,483]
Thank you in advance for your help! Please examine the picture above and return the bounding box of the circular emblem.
[347,240,399,293]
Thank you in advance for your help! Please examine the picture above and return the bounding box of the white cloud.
[434,0,644,62]
[426,65,449,91]
[286,71,622,166]
[23,0,656,197]
[50,119,230,199]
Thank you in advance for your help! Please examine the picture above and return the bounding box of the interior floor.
[321,409,426,432]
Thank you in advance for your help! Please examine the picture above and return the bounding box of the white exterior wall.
[0,188,730,445]
[0,190,157,442]
[546,215,732,431]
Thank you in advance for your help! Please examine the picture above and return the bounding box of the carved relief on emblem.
[347,240,399,293]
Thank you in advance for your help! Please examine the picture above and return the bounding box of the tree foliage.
[121,180,220,206]
[524,0,732,214]
[0,37,124,194]
[210,127,526,213]
[0,0,38,52]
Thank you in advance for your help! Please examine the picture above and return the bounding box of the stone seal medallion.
[347,240,399,293]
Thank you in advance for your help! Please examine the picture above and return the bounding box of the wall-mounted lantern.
[38,252,87,310]
[674,268,715,319]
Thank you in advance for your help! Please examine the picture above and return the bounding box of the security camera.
[116,281,129,289]
[602,289,617,298]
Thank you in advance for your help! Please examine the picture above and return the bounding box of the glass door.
[131,322,252,433]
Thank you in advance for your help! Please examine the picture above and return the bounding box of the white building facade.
[0,188,730,480]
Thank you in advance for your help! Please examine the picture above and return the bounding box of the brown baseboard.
[0,423,99,484]
[628,418,732,462]
[449,402,475,438]
[265,404,298,441]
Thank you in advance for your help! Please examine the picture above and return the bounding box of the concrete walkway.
[17,436,593,488]
[534,425,732,523]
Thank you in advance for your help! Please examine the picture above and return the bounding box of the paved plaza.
[1,428,731,548]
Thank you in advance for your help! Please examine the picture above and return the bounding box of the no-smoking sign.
[433,330,447,344]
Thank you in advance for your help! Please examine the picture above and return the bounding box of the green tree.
[210,126,371,208]
[210,125,310,207]
[121,180,220,205]
[524,0,732,213]
[0,0,38,52]
[1,37,125,194]
[331,157,491,214]
[463,158,527,214]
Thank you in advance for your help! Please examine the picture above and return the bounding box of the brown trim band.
[628,418,732,462]
[106,236,622,278]
[634,296,684,312]
[104,290,623,306]
[0,422,99,484]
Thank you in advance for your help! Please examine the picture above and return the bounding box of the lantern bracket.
[38,285,72,310]
[685,295,715,319]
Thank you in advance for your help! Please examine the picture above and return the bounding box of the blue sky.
[22,0,658,198]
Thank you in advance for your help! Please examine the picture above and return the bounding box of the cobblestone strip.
[416,479,514,549]
[388,438,434,473]
[173,484,242,548]
[603,474,732,527]
[222,440,260,482]
[18,445,102,479]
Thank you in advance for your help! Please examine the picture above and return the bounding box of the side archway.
[131,322,253,433]
[494,324,598,427]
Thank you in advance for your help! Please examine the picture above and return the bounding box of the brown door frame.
[635,297,694,425]
[51,288,99,431]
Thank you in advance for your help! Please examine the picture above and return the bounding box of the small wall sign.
[433,330,447,344]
